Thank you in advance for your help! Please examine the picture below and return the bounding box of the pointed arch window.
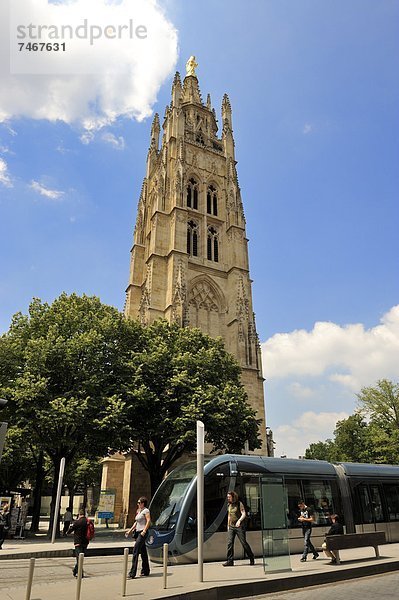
[186,177,198,210]
[207,185,218,216]
[187,220,199,257]
[207,226,219,262]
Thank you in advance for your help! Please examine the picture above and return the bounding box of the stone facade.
[125,67,267,447]
[103,63,270,525]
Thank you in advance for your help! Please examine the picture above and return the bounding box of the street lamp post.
[196,421,204,582]
[0,398,8,463]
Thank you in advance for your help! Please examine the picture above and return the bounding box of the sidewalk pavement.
[0,526,129,560]
[1,541,399,600]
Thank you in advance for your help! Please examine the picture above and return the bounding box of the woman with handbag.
[125,496,151,579]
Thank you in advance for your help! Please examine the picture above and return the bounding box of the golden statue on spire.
[186,55,198,77]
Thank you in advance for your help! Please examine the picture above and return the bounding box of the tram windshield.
[150,462,198,530]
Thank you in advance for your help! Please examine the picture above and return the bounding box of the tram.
[146,454,399,563]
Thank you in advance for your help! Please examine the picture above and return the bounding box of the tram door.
[259,475,291,573]
[356,484,389,540]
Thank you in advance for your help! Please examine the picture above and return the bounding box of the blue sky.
[1,0,398,457]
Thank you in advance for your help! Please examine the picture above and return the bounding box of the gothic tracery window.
[186,177,198,210]
[207,185,218,216]
[187,220,199,257]
[207,226,219,262]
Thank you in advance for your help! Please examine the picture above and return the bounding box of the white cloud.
[303,123,313,134]
[102,132,126,150]
[262,305,399,391]
[0,0,178,130]
[30,180,64,200]
[0,157,13,187]
[288,382,315,398]
[273,411,350,458]
[262,306,399,457]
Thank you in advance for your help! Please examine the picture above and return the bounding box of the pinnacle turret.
[171,71,182,106]
[150,112,160,151]
[173,71,182,86]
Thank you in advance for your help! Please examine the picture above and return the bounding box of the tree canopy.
[1,293,262,505]
[0,293,143,530]
[115,320,262,494]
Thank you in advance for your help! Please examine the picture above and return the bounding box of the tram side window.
[204,465,230,530]
[285,479,302,528]
[302,480,336,525]
[242,477,261,531]
[355,484,385,524]
[370,485,384,522]
[181,464,230,545]
[356,485,373,524]
[384,484,399,521]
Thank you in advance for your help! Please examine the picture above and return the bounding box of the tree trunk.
[82,485,88,513]
[67,486,75,516]
[31,451,45,533]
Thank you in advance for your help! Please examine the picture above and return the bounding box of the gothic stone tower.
[125,58,267,450]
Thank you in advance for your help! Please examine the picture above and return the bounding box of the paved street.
[240,571,399,600]
[0,555,127,590]
[1,544,399,600]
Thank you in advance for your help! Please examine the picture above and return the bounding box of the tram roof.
[207,454,337,476]
[339,462,399,477]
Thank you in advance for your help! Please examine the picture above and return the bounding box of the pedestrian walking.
[298,499,319,562]
[125,496,151,579]
[62,506,73,536]
[0,503,11,550]
[67,508,89,577]
[222,490,255,567]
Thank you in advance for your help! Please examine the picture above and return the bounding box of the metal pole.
[25,557,35,600]
[197,420,204,582]
[75,552,84,600]
[163,543,168,589]
[121,547,129,596]
[51,456,65,544]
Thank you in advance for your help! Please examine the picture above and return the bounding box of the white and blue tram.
[146,455,399,563]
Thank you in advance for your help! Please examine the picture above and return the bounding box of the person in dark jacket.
[67,508,88,577]
[298,500,319,562]
[322,514,344,564]
[0,503,11,549]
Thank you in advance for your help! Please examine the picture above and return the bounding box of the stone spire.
[171,71,182,107]
[150,112,160,151]
[222,94,234,159]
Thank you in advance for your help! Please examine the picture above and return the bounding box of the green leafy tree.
[356,379,399,464]
[333,414,373,462]
[0,425,36,491]
[116,320,262,495]
[64,456,103,514]
[0,293,143,535]
[304,439,336,461]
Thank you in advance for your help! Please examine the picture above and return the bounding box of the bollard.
[75,552,84,600]
[163,543,168,589]
[25,557,35,600]
[121,547,129,597]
